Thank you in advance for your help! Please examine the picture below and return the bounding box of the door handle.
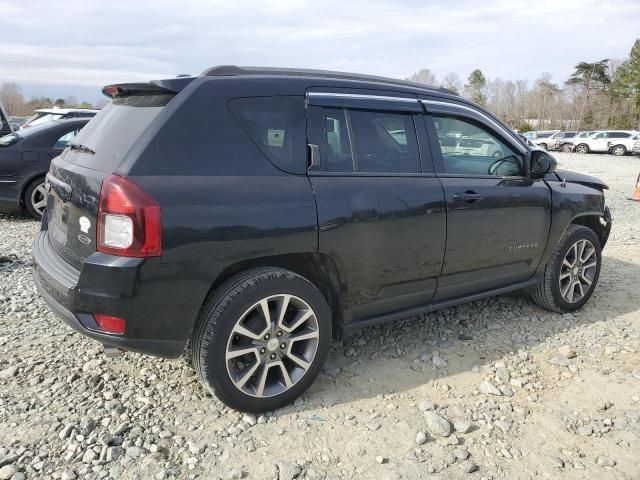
[452,191,483,203]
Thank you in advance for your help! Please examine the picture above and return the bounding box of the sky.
[1,0,639,104]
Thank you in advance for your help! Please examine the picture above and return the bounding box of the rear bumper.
[32,230,186,358]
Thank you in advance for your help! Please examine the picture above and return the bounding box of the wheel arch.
[19,172,47,208]
[206,253,344,339]
[570,213,610,249]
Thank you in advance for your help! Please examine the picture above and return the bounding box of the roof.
[200,65,457,96]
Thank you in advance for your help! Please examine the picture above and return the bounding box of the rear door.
[421,99,551,300]
[45,92,174,269]
[306,90,446,322]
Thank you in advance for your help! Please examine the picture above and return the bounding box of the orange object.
[631,173,640,202]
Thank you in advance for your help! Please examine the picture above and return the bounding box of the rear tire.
[191,267,331,412]
[529,225,601,313]
[23,177,47,219]
[575,144,589,154]
[562,144,573,153]
[539,143,548,150]
[611,145,627,156]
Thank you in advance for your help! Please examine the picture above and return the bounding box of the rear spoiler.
[102,77,195,99]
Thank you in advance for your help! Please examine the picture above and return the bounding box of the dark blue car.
[0,118,88,218]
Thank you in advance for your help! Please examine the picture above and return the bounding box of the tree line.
[2,38,639,131]
[0,83,106,116]
[406,38,640,132]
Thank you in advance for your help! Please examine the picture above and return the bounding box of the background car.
[633,141,640,156]
[607,132,640,156]
[556,131,596,152]
[0,100,13,136]
[522,130,559,140]
[20,108,98,129]
[535,131,578,150]
[0,118,89,218]
[573,131,637,154]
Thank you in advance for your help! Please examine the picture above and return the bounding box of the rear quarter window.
[228,96,306,174]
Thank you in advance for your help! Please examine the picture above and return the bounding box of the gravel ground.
[1,152,639,480]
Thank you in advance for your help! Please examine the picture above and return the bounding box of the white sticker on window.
[267,129,285,147]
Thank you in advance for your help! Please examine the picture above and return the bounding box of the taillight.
[97,175,161,257]
[94,313,126,334]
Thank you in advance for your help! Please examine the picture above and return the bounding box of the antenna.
[560,151,571,188]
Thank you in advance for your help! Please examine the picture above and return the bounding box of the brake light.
[97,175,161,257]
[94,313,126,334]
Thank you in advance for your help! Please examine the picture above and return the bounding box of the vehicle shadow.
[292,254,640,411]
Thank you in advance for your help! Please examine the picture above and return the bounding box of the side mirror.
[530,150,557,177]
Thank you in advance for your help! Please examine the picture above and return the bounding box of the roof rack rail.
[201,65,458,95]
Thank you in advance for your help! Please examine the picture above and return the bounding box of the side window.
[432,115,521,176]
[594,132,606,138]
[54,129,78,149]
[348,109,419,173]
[228,96,306,174]
[322,108,353,172]
[610,132,630,139]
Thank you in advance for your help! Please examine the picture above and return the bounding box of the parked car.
[0,100,13,136]
[32,66,611,412]
[573,131,637,154]
[633,140,640,156]
[607,132,640,156]
[20,108,98,129]
[522,130,559,141]
[533,131,577,151]
[556,131,596,152]
[0,118,88,218]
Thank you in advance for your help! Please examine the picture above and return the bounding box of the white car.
[534,131,577,151]
[606,132,640,156]
[573,131,637,154]
[20,108,99,129]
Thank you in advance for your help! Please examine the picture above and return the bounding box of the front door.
[422,100,551,300]
[306,91,446,323]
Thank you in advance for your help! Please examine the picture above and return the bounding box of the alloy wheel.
[225,294,320,398]
[30,182,47,216]
[559,239,597,303]
[613,146,625,156]
[576,145,588,154]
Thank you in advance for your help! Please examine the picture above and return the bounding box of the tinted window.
[228,96,306,174]
[433,115,521,176]
[594,132,607,138]
[322,108,353,172]
[610,132,631,138]
[53,129,78,149]
[348,109,419,173]
[64,94,173,172]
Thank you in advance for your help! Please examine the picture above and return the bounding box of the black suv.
[33,66,612,412]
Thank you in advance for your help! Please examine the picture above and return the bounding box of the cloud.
[1,0,638,93]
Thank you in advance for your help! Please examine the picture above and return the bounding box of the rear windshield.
[63,94,172,172]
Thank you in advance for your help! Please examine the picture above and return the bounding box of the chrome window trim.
[307,92,418,103]
[421,99,527,154]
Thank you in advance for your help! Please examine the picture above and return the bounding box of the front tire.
[530,225,602,313]
[539,143,548,150]
[611,145,627,156]
[575,144,589,154]
[562,144,573,153]
[23,177,47,219]
[191,268,331,412]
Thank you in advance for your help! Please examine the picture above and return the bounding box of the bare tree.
[0,83,26,115]
[441,73,462,94]
[406,68,437,86]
